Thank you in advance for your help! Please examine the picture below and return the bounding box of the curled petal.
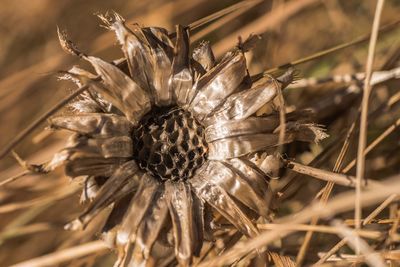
[102,194,133,234]
[49,113,132,137]
[172,25,193,106]
[189,50,247,121]
[205,116,280,142]
[116,175,159,248]
[65,156,127,177]
[208,122,327,160]
[203,161,270,218]
[190,163,259,237]
[100,14,154,94]
[66,161,141,230]
[63,135,133,158]
[80,176,102,203]
[276,122,329,143]
[192,41,215,73]
[165,181,202,266]
[130,191,169,266]
[208,133,280,160]
[144,27,174,106]
[206,75,279,124]
[84,55,151,125]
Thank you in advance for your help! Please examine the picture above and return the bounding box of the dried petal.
[171,25,193,106]
[205,116,280,142]
[49,113,132,137]
[165,181,200,266]
[206,75,279,123]
[190,162,259,237]
[226,158,271,213]
[99,13,154,95]
[102,194,133,233]
[203,160,270,218]
[65,156,127,177]
[192,41,215,72]
[116,175,159,247]
[84,55,151,125]
[66,161,141,230]
[189,50,247,121]
[63,135,133,158]
[208,133,281,160]
[130,190,169,265]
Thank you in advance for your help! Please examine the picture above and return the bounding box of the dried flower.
[41,13,326,266]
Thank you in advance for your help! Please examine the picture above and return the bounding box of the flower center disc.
[132,106,208,181]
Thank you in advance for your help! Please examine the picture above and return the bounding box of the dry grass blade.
[191,1,262,42]
[0,84,89,160]
[284,160,370,188]
[343,117,400,173]
[10,240,108,267]
[261,18,400,76]
[0,185,78,214]
[331,220,386,267]
[355,0,385,241]
[295,116,358,266]
[0,170,32,187]
[257,223,381,239]
[314,238,348,266]
[197,174,400,267]
[363,194,398,226]
[213,0,320,56]
[188,0,263,32]
[0,223,53,243]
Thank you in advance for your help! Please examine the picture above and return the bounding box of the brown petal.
[116,175,160,248]
[101,14,154,95]
[171,25,193,106]
[144,27,174,106]
[228,158,270,192]
[80,176,101,203]
[130,188,169,266]
[102,194,133,233]
[192,41,215,73]
[85,55,151,125]
[165,181,201,266]
[190,162,259,237]
[203,160,270,218]
[275,122,329,143]
[63,135,133,158]
[189,50,247,121]
[192,193,204,256]
[65,156,127,177]
[66,161,141,230]
[49,113,132,137]
[208,133,281,160]
[206,75,279,123]
[205,116,280,142]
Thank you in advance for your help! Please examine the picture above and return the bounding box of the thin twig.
[295,118,357,266]
[331,220,386,267]
[363,194,398,226]
[314,238,348,266]
[355,0,385,254]
[0,170,32,187]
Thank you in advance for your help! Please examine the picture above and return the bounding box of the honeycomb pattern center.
[132,106,208,181]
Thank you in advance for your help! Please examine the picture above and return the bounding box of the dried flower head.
[40,12,327,266]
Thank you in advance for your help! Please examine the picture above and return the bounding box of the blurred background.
[1,0,400,266]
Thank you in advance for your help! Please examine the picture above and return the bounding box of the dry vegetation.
[1,0,400,266]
